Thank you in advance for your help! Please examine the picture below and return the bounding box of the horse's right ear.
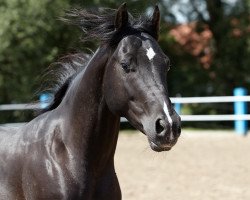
[115,3,128,30]
[150,5,160,40]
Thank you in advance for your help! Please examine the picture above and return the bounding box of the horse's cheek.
[104,77,127,115]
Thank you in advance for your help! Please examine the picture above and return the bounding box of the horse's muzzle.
[147,114,181,152]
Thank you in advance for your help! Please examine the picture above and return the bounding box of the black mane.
[63,7,158,45]
[39,53,90,114]
[40,7,157,113]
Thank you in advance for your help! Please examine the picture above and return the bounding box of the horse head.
[104,3,181,152]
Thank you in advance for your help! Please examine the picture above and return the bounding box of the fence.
[0,89,249,135]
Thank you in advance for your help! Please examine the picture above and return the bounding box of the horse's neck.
[58,46,120,174]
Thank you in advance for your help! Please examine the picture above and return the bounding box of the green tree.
[0,0,78,122]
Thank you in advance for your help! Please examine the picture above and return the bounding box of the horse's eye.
[121,62,130,73]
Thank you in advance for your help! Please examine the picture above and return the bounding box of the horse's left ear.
[150,5,160,40]
[115,3,128,30]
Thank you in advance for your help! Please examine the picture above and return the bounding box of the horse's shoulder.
[0,126,19,140]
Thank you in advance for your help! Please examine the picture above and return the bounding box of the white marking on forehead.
[146,47,156,61]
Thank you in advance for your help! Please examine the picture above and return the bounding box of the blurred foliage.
[0,0,76,122]
[162,0,250,128]
[161,0,250,96]
[0,0,249,126]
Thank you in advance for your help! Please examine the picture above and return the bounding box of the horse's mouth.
[149,141,172,152]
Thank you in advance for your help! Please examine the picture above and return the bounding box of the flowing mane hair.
[62,6,159,45]
[39,4,159,114]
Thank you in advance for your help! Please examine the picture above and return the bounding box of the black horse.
[0,3,181,200]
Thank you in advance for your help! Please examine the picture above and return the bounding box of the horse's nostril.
[155,119,165,134]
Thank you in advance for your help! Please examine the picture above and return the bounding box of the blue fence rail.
[0,89,249,135]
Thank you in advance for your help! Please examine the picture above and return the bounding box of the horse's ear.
[150,5,160,40]
[115,3,128,30]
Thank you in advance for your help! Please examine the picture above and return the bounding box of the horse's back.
[0,118,50,176]
[0,126,26,199]
[0,126,22,161]
[0,115,78,199]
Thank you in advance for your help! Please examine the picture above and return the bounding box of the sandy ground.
[115,130,250,200]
